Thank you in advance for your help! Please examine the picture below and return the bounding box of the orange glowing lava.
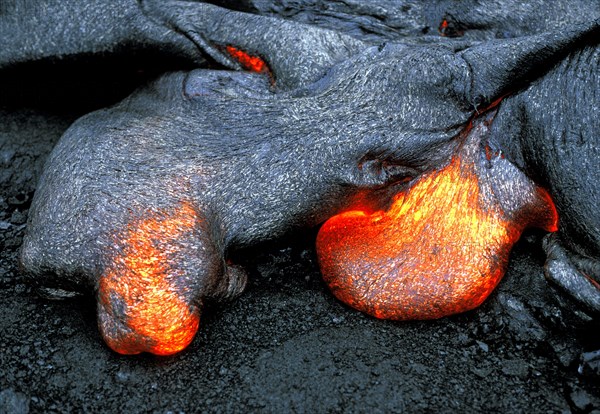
[317,122,558,320]
[440,19,449,32]
[98,203,201,356]
[439,17,463,37]
[226,45,269,73]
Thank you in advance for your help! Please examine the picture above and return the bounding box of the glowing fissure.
[439,19,449,34]
[98,203,200,356]
[317,117,558,320]
[226,45,269,73]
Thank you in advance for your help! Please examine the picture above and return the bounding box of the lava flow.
[98,203,201,356]
[317,113,558,320]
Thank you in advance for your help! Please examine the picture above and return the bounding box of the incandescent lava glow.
[226,45,269,73]
[317,116,558,320]
[98,203,201,356]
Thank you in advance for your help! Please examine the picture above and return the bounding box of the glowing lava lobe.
[317,113,558,320]
[98,203,211,355]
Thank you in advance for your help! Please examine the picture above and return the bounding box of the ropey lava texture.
[6,1,600,354]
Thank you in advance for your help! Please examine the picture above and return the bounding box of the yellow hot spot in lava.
[98,203,200,356]
[317,152,558,320]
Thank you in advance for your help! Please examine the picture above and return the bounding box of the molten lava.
[317,116,558,320]
[440,19,449,33]
[98,203,201,356]
[438,17,463,37]
[226,45,269,73]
